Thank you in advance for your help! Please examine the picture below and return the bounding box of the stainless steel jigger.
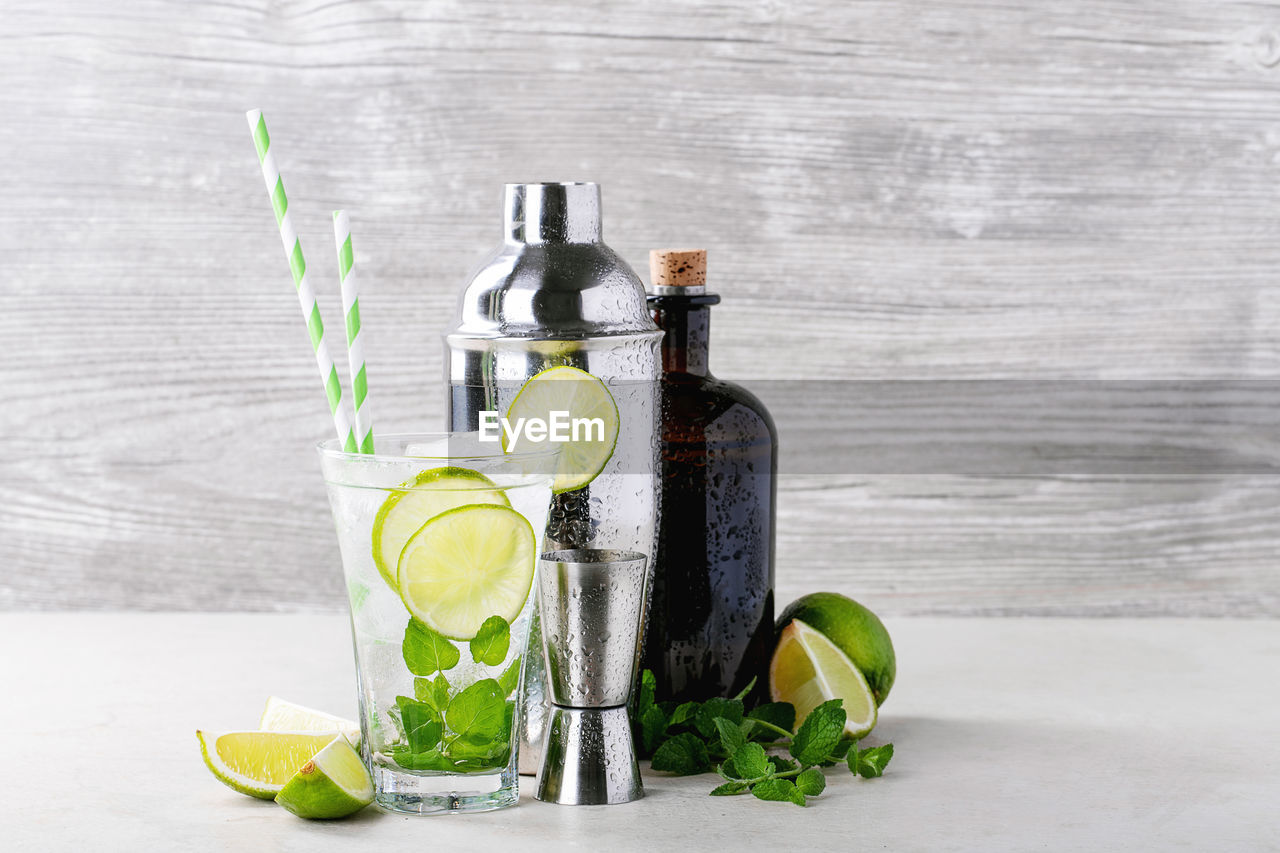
[535,549,648,805]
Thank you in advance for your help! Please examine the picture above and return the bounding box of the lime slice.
[397,504,536,640]
[196,730,339,799]
[259,696,361,745]
[371,467,511,589]
[769,619,877,738]
[274,736,374,819]
[504,365,619,493]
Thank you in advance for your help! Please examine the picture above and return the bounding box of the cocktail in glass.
[317,433,556,814]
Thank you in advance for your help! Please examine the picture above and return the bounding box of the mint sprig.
[633,669,895,805]
[851,743,894,778]
[391,617,522,773]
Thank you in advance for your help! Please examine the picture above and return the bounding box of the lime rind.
[396,503,537,640]
[503,365,619,494]
[371,466,511,590]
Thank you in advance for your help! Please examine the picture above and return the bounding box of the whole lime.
[775,592,896,706]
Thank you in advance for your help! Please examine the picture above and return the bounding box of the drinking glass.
[317,433,556,814]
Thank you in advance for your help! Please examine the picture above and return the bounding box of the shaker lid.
[449,183,660,338]
[649,249,707,294]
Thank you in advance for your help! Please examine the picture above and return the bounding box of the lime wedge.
[371,467,511,589]
[504,365,619,493]
[397,503,536,640]
[274,736,374,819]
[196,730,339,799]
[259,696,361,744]
[769,619,877,738]
[776,592,896,706]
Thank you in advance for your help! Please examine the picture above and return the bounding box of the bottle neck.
[504,182,602,244]
[649,293,720,377]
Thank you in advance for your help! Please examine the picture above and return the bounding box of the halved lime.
[504,365,619,493]
[274,736,374,819]
[397,503,536,640]
[371,467,510,589]
[769,619,877,738]
[196,730,339,799]
[259,696,361,745]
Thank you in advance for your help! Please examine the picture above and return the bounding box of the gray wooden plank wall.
[2,0,1278,615]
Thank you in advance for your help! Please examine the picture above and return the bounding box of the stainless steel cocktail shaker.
[444,182,661,773]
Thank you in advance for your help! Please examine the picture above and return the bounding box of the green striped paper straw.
[245,109,357,453]
[332,210,374,454]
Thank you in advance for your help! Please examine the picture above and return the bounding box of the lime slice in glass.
[397,504,536,640]
[274,736,374,820]
[769,619,877,738]
[504,365,619,493]
[196,730,339,799]
[371,467,511,590]
[259,696,361,745]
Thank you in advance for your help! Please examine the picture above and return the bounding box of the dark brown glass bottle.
[641,249,776,704]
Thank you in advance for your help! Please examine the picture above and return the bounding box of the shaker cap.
[649,249,707,289]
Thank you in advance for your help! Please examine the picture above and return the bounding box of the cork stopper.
[649,249,707,289]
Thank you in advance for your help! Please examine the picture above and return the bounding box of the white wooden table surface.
[3,613,1275,851]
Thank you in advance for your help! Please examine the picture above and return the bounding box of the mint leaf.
[710,780,750,796]
[469,615,510,666]
[828,738,856,761]
[446,726,510,763]
[796,767,827,796]
[713,716,748,756]
[751,777,806,806]
[640,705,669,756]
[441,701,516,772]
[390,747,454,772]
[731,676,758,702]
[668,701,699,727]
[651,732,710,775]
[638,669,657,716]
[768,755,799,773]
[414,674,451,714]
[747,702,795,740]
[497,655,522,697]
[445,678,505,744]
[790,699,846,766]
[852,743,894,778]
[731,742,772,780]
[403,619,460,675]
[395,697,443,753]
[695,697,744,738]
